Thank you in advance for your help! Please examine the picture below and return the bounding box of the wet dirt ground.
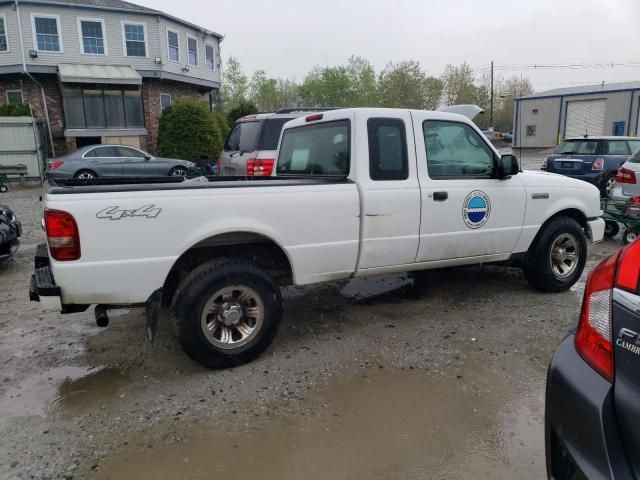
[0,171,621,479]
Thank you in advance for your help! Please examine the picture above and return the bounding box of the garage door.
[565,99,606,138]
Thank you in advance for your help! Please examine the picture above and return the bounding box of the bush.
[0,104,31,116]
[226,100,258,126]
[158,99,224,161]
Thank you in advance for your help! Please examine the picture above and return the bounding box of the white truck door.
[411,114,526,262]
[356,111,421,269]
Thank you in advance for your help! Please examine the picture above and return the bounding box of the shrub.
[158,99,224,161]
[0,104,31,117]
[226,100,258,126]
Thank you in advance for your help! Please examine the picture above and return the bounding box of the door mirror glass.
[499,154,519,177]
[144,155,151,160]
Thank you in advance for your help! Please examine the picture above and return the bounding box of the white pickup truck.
[30,108,605,368]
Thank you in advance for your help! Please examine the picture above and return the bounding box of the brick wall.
[0,73,66,154]
[141,79,210,154]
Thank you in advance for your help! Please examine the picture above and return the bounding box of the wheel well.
[75,169,97,177]
[529,208,588,252]
[161,232,293,307]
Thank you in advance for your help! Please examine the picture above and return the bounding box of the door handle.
[433,191,448,201]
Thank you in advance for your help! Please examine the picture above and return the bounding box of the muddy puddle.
[92,368,544,480]
[0,366,127,420]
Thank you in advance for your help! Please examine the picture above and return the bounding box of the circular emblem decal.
[463,190,491,229]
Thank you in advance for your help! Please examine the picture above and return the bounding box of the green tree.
[442,63,476,106]
[424,76,444,110]
[221,57,249,107]
[226,100,259,126]
[494,75,534,133]
[158,99,224,161]
[250,70,279,111]
[345,56,379,106]
[299,66,352,107]
[378,60,427,109]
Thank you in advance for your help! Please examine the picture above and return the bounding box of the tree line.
[218,56,534,132]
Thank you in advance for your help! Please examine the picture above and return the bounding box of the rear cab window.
[554,140,599,155]
[276,120,350,176]
[224,121,261,152]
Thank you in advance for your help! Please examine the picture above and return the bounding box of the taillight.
[541,157,548,170]
[305,113,323,122]
[575,253,619,382]
[592,158,605,171]
[44,209,81,261]
[49,160,64,169]
[616,238,640,293]
[616,167,637,184]
[246,159,274,176]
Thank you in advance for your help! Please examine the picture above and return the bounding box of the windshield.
[276,120,350,176]
[554,140,599,155]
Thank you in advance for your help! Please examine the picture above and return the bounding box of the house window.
[160,93,172,111]
[79,19,105,55]
[167,29,179,62]
[6,89,23,105]
[33,15,62,52]
[187,36,197,66]
[62,86,144,129]
[526,125,536,137]
[0,15,8,52]
[205,44,214,70]
[123,22,146,57]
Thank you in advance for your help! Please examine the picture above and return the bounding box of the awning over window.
[58,64,142,85]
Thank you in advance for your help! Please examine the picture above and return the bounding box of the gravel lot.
[0,173,620,479]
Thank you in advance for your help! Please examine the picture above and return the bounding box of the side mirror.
[144,155,152,161]
[499,154,519,178]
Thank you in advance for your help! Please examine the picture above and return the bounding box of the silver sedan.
[46,145,196,181]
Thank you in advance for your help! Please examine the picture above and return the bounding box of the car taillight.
[44,209,81,261]
[49,160,64,169]
[541,157,548,170]
[575,253,619,382]
[592,157,605,171]
[246,159,274,176]
[616,167,637,184]
[616,238,640,293]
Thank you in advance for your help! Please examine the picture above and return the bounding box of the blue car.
[542,136,640,197]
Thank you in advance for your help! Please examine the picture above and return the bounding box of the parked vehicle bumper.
[587,217,605,243]
[546,334,633,480]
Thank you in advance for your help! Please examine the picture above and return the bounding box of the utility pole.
[490,60,494,129]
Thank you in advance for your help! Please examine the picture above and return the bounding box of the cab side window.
[368,118,408,181]
[423,120,494,178]
[118,147,146,158]
[603,141,630,155]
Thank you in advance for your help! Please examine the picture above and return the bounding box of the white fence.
[0,116,48,180]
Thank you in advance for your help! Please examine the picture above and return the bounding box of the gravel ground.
[0,177,621,480]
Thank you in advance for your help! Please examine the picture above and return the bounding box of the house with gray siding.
[513,81,640,148]
[0,0,223,155]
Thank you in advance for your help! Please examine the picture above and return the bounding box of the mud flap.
[145,289,163,343]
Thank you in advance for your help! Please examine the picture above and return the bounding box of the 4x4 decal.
[96,205,161,221]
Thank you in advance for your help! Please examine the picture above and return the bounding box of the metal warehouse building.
[513,81,640,148]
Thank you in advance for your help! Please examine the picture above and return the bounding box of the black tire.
[524,216,587,293]
[604,220,620,238]
[623,228,639,245]
[173,258,283,368]
[169,166,187,177]
[600,173,616,198]
[0,185,7,193]
[73,169,97,180]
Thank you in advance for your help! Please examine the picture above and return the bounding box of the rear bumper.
[545,335,634,479]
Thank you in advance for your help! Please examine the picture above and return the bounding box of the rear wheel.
[524,216,587,292]
[604,220,620,238]
[623,228,639,245]
[173,258,283,368]
[601,174,616,198]
[169,166,187,177]
[0,185,7,193]
[74,170,97,180]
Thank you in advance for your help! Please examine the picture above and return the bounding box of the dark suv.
[546,239,640,479]
[542,137,640,197]
[220,108,333,177]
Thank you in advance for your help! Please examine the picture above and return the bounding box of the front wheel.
[524,217,587,293]
[169,166,187,177]
[623,228,639,245]
[604,220,620,238]
[173,258,283,368]
[0,185,7,193]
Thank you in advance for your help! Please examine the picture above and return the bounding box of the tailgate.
[612,288,640,478]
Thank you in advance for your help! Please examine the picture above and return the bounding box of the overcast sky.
[139,0,640,92]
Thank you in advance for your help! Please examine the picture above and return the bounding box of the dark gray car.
[46,145,196,181]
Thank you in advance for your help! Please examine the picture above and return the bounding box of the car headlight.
[185,162,196,168]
